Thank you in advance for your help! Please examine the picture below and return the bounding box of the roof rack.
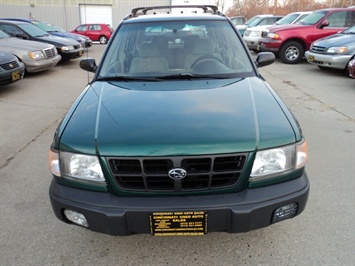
[126,5,222,19]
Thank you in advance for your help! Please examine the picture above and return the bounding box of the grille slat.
[44,48,56,59]
[0,60,19,70]
[310,45,326,53]
[107,154,247,193]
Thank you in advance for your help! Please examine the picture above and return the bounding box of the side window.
[326,11,347,27]
[0,24,24,37]
[91,25,101,30]
[77,25,88,32]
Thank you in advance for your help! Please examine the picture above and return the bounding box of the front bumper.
[305,51,352,70]
[243,36,261,50]
[258,38,282,53]
[49,173,310,236]
[24,54,62,73]
[59,48,85,61]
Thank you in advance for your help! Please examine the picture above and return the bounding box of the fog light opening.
[64,209,89,228]
[272,203,298,224]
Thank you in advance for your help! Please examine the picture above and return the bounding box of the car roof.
[122,5,226,22]
[0,19,31,25]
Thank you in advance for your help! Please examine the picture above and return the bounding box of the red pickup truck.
[258,7,355,64]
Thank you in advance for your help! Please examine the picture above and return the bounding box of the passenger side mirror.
[255,52,275,68]
[80,58,97,73]
[320,20,329,28]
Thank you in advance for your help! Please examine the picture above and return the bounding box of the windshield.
[342,25,355,34]
[98,20,254,80]
[244,16,260,26]
[0,29,10,38]
[297,11,326,25]
[32,21,65,32]
[275,13,299,25]
[18,23,49,37]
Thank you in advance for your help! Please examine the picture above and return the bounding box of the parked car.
[0,50,25,85]
[258,7,355,64]
[48,5,309,236]
[348,58,355,78]
[243,12,311,52]
[70,23,113,44]
[235,14,283,36]
[229,15,246,26]
[0,19,85,61]
[0,30,61,73]
[1,18,92,48]
[305,26,355,74]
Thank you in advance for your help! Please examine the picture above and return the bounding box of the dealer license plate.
[12,71,21,81]
[150,211,208,236]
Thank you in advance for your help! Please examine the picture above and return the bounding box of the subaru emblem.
[168,168,187,180]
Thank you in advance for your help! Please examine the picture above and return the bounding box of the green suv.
[48,5,309,236]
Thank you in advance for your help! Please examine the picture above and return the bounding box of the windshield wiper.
[158,73,227,80]
[97,76,161,82]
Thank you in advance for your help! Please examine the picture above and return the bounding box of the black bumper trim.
[49,173,309,236]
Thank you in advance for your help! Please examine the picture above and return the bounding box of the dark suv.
[0,19,85,61]
[48,5,309,236]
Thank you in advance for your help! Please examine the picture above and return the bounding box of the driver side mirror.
[80,58,97,73]
[255,52,275,68]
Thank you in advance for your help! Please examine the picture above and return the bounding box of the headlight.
[326,46,348,54]
[266,32,279,39]
[250,31,262,37]
[60,46,75,51]
[28,50,45,60]
[250,141,307,182]
[59,151,105,183]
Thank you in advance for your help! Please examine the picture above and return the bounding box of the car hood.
[313,33,355,47]
[48,31,85,41]
[58,78,298,156]
[267,24,308,32]
[0,37,54,50]
[0,50,16,61]
[35,34,80,46]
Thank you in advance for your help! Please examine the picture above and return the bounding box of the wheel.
[190,54,225,69]
[99,35,108,44]
[279,41,304,64]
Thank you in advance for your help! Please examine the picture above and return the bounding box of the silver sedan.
[0,30,61,73]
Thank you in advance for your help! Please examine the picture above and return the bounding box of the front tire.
[99,35,108,44]
[279,41,304,64]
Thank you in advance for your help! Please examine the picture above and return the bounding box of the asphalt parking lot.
[0,44,354,265]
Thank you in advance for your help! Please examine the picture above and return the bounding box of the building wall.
[0,0,171,30]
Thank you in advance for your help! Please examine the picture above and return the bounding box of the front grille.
[44,47,56,59]
[261,31,268,37]
[107,154,247,192]
[0,60,19,70]
[310,45,326,53]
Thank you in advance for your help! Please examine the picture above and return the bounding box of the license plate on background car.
[150,211,207,236]
[308,55,314,62]
[11,71,21,81]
